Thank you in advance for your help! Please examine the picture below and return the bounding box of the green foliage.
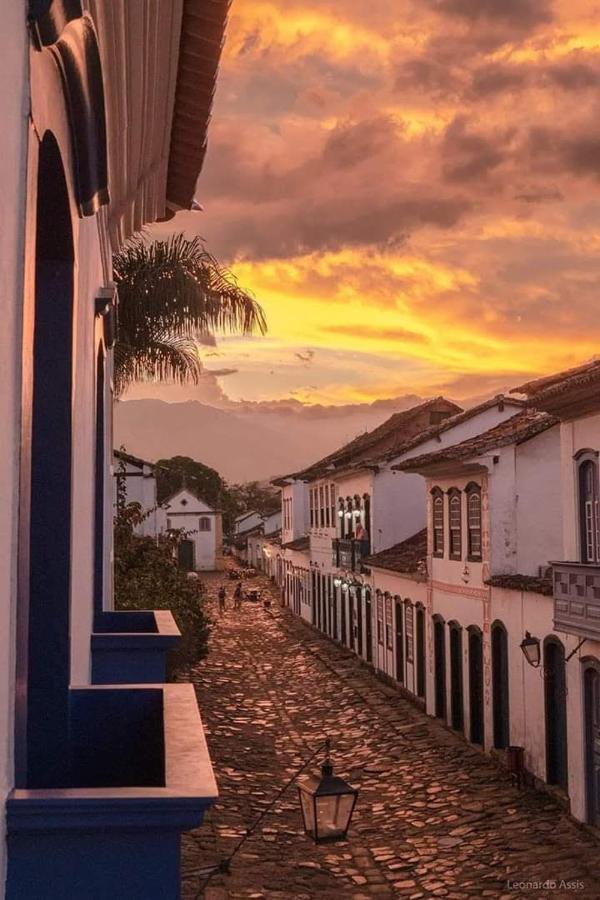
[113,500,211,674]
[155,455,226,507]
[112,233,267,396]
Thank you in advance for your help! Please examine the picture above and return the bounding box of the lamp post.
[297,739,358,844]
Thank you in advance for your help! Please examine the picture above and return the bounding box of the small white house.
[113,449,160,538]
[162,488,223,572]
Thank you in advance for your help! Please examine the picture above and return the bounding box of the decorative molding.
[431,580,489,600]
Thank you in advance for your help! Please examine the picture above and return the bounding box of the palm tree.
[112,233,266,396]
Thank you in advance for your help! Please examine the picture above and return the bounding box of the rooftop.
[114,449,155,471]
[395,410,558,474]
[370,394,526,466]
[512,359,600,419]
[485,573,553,596]
[279,398,462,483]
[281,536,310,552]
[362,529,427,579]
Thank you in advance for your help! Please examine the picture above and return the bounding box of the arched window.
[431,488,444,557]
[199,517,211,532]
[448,489,462,560]
[466,483,482,561]
[578,454,600,563]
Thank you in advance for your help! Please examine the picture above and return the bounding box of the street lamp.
[297,740,358,843]
[520,631,541,668]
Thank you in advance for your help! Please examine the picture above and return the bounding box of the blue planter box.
[91,610,181,684]
[6,684,217,900]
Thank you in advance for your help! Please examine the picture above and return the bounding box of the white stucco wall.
[515,425,562,574]
[70,215,107,687]
[165,489,220,570]
[0,4,28,886]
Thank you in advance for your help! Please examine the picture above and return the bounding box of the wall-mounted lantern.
[519,631,541,668]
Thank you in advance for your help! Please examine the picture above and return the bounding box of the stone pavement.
[182,571,600,900]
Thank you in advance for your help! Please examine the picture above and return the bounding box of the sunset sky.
[151,0,599,408]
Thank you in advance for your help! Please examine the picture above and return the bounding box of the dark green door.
[178,539,195,572]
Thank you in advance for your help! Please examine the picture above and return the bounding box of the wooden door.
[395,600,404,684]
[450,626,464,732]
[545,640,568,787]
[492,624,510,749]
[178,539,195,572]
[585,667,600,825]
[365,592,373,663]
[468,629,484,745]
[434,619,446,719]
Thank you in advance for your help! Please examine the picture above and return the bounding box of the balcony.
[6,683,217,899]
[553,562,600,639]
[91,610,181,684]
[332,538,369,572]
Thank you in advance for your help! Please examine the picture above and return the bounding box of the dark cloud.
[395,57,464,98]
[469,62,530,97]
[513,187,564,203]
[546,56,600,90]
[442,115,511,183]
[428,0,552,30]
[199,115,472,259]
[527,127,600,180]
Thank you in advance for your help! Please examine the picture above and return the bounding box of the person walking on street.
[234,582,243,611]
[218,585,227,615]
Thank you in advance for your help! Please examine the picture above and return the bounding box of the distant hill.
[114,395,427,483]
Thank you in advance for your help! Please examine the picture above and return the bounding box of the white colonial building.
[0,2,228,895]
[113,449,161,538]
[272,373,600,829]
[162,488,223,572]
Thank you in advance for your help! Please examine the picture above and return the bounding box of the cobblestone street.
[182,572,600,900]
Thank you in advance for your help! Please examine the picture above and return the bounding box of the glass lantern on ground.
[297,745,358,843]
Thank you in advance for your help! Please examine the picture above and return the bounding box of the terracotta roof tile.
[513,359,600,397]
[282,536,310,552]
[286,398,462,482]
[362,529,427,578]
[485,573,553,596]
[395,410,558,473]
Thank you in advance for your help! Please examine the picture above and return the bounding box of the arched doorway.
[468,627,484,745]
[491,622,510,749]
[433,616,446,719]
[449,622,464,732]
[544,637,568,788]
[416,606,426,699]
[18,133,75,788]
[584,663,600,825]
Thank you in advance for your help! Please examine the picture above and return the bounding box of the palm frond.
[112,233,267,395]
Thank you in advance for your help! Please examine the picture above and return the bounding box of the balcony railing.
[553,561,600,639]
[332,538,370,572]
